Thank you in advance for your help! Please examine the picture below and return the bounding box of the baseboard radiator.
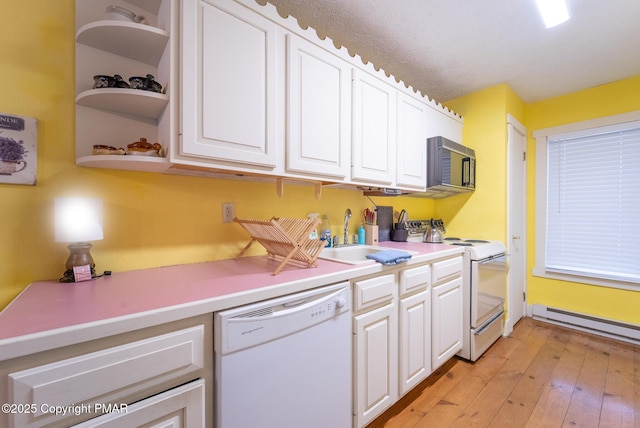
[532,304,640,345]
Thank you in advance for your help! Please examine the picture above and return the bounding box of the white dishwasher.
[214,282,352,428]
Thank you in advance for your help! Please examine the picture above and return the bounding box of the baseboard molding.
[532,304,640,345]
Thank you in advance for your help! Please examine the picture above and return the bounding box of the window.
[533,112,640,289]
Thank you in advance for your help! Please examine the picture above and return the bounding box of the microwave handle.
[462,157,471,186]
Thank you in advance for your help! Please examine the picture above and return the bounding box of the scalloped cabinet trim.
[247,0,462,122]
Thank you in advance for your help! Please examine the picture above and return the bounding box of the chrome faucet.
[343,208,352,246]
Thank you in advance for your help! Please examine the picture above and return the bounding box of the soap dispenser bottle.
[357,224,365,245]
[307,213,319,239]
[320,214,331,247]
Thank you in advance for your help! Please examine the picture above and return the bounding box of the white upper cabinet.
[425,103,464,144]
[179,0,279,169]
[396,93,428,189]
[351,69,396,185]
[286,34,351,179]
[74,0,464,184]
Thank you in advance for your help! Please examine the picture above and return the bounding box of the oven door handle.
[474,309,504,335]
[478,254,507,265]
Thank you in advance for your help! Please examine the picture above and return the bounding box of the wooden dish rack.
[234,217,325,275]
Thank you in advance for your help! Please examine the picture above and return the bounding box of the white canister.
[105,5,136,22]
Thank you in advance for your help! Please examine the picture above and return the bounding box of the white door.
[353,303,398,428]
[398,289,431,396]
[352,69,396,185]
[505,114,527,336]
[286,34,351,179]
[181,0,278,167]
[431,277,463,369]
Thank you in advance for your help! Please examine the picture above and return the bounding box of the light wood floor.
[369,317,640,428]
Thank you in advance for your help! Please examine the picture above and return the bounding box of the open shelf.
[76,88,169,119]
[76,20,169,65]
[76,154,170,173]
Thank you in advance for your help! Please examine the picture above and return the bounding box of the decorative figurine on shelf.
[92,75,115,89]
[113,74,130,88]
[129,74,163,93]
[126,137,162,156]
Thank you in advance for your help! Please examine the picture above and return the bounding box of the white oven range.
[443,237,507,361]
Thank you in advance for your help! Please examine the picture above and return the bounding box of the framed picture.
[0,112,37,185]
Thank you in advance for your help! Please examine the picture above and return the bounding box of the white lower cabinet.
[398,264,432,396]
[352,256,462,428]
[0,316,212,428]
[352,274,397,428]
[73,379,205,427]
[353,302,398,428]
[399,289,431,396]
[432,276,464,369]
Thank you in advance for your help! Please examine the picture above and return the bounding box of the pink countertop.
[0,241,461,359]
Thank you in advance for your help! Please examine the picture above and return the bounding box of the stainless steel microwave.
[423,136,476,198]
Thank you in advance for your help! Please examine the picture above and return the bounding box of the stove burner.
[464,239,489,243]
[444,237,461,241]
[451,242,473,246]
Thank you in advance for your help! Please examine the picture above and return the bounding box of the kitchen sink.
[319,245,417,265]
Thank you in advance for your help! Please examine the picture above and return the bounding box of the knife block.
[364,225,378,246]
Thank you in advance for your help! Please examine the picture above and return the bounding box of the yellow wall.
[441,84,525,241]
[0,1,435,310]
[525,76,640,323]
[445,77,640,325]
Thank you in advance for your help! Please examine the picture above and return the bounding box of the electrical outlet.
[222,203,235,223]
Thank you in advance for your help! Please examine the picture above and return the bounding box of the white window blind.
[546,124,640,284]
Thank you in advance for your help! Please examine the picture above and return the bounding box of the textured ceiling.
[259,0,640,103]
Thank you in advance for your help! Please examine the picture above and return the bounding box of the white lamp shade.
[55,197,104,243]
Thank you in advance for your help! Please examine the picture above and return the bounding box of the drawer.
[353,274,396,312]
[399,264,431,297]
[8,325,205,428]
[432,256,463,284]
[73,379,205,428]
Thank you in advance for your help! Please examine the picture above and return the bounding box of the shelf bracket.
[276,177,284,198]
[314,182,322,200]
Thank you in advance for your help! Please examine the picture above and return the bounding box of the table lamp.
[55,197,103,282]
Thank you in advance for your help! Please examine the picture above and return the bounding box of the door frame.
[505,114,527,336]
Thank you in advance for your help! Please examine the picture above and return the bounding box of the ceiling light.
[535,0,570,28]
